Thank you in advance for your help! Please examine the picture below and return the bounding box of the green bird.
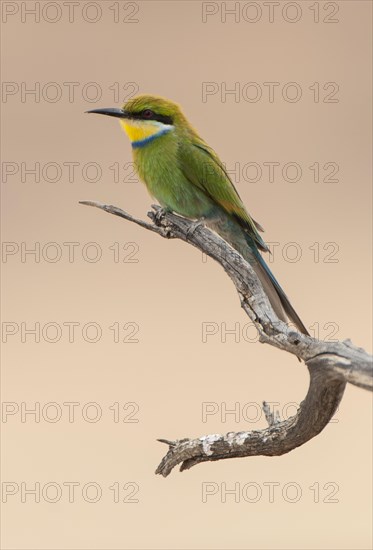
[87,95,308,335]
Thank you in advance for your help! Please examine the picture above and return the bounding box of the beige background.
[1,1,372,549]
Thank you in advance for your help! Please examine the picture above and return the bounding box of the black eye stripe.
[124,110,173,126]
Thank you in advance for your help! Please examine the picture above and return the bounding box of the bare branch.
[80,201,373,476]
[156,368,346,477]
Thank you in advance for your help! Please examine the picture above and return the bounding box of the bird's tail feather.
[207,214,309,336]
[250,244,309,336]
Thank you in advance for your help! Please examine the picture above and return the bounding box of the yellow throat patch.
[120,120,162,143]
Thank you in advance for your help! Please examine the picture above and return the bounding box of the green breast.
[132,132,214,219]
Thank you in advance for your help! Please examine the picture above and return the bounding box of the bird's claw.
[153,207,167,225]
[186,220,204,240]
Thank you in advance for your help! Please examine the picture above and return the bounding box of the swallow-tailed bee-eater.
[87,95,308,334]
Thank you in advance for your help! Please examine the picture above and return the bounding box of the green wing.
[178,137,268,252]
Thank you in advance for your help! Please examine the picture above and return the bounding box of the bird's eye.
[143,109,154,119]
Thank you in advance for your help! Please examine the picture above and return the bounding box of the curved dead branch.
[80,201,373,476]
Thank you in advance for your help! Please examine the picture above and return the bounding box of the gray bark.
[80,201,372,477]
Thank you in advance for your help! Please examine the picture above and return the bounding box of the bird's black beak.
[85,108,127,118]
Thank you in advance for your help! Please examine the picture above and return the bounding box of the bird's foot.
[153,207,168,225]
[186,219,205,240]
